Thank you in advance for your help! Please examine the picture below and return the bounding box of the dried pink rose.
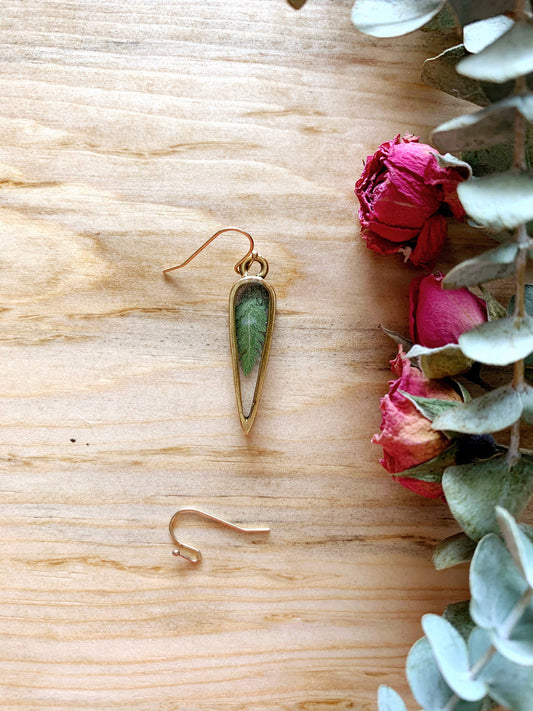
[409,272,488,348]
[354,134,470,268]
[372,345,462,499]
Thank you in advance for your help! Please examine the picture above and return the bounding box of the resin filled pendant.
[229,253,275,434]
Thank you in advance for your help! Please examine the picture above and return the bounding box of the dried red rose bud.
[354,134,470,268]
[372,345,462,499]
[409,272,488,349]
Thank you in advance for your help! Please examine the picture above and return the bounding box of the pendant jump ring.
[237,252,269,278]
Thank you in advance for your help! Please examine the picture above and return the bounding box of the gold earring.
[163,228,276,434]
[168,506,270,563]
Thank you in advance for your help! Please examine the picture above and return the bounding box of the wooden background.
[0,1,499,709]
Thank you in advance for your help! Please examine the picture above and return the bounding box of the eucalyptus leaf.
[286,0,307,7]
[399,443,459,484]
[458,314,533,366]
[406,637,484,711]
[443,455,533,540]
[377,686,408,711]
[422,45,490,106]
[470,627,533,711]
[434,533,477,569]
[463,15,514,53]
[496,506,533,589]
[432,95,533,153]
[457,173,533,231]
[521,386,533,424]
[407,343,473,379]
[443,243,519,288]
[401,392,461,421]
[470,533,528,631]
[433,385,523,434]
[434,152,473,174]
[444,600,476,640]
[422,614,487,700]
[351,0,446,37]
[457,21,533,83]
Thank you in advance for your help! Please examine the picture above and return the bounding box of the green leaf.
[401,392,461,421]
[423,614,487,701]
[432,96,533,153]
[422,45,490,107]
[407,343,473,378]
[235,283,269,376]
[449,0,517,27]
[399,443,459,484]
[444,600,476,640]
[458,314,533,366]
[443,243,519,289]
[433,385,523,434]
[457,21,533,83]
[434,533,477,569]
[457,173,533,231]
[496,507,533,589]
[479,285,507,321]
[463,15,514,53]
[407,637,484,711]
[379,325,413,351]
[470,628,533,711]
[521,386,533,424]
[377,686,408,711]
[351,0,446,37]
[443,455,533,540]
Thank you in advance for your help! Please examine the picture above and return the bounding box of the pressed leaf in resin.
[234,283,269,376]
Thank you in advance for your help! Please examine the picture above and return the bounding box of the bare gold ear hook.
[168,506,270,564]
[163,227,256,277]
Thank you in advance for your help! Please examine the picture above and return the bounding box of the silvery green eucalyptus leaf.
[377,686,408,711]
[351,0,446,37]
[432,95,533,153]
[457,173,533,231]
[470,533,528,631]
[457,21,533,83]
[434,533,477,569]
[521,386,533,424]
[433,385,523,434]
[496,507,533,589]
[463,15,514,53]
[458,314,533,366]
[444,600,476,640]
[442,244,519,289]
[407,343,473,378]
[406,637,485,711]
[470,628,533,711]
[443,455,533,540]
[422,614,488,701]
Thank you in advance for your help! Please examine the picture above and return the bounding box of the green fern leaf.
[235,284,269,376]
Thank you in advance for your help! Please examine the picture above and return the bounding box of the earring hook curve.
[168,506,270,564]
[163,228,255,277]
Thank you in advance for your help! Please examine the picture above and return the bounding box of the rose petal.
[407,213,448,268]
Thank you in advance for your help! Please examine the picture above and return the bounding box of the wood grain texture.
[0,2,524,709]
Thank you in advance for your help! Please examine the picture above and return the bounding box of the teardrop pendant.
[229,267,276,434]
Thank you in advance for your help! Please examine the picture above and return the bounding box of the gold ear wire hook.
[163,228,256,277]
[168,506,270,564]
